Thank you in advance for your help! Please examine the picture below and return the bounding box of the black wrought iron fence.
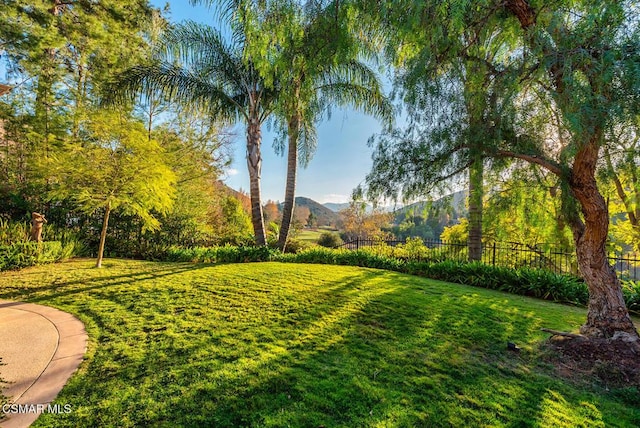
[336,238,640,280]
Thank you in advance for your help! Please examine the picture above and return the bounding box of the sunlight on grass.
[0,259,638,427]
[537,390,604,427]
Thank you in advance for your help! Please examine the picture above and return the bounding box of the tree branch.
[493,149,563,177]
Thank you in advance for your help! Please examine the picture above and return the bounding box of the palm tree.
[105,21,277,245]
[275,2,393,251]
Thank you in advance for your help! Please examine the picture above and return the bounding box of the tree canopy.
[360,0,640,340]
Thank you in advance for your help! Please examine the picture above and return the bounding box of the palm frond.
[159,21,242,67]
[297,117,318,167]
[316,61,394,124]
[104,61,243,123]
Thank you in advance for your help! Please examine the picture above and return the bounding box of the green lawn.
[296,229,324,243]
[1,259,638,427]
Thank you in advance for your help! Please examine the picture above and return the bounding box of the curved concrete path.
[0,300,87,428]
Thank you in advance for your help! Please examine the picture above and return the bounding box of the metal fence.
[337,238,640,281]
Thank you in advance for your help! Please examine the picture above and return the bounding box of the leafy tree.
[498,0,639,339]
[600,118,640,252]
[0,0,155,217]
[49,111,175,268]
[211,194,253,245]
[359,0,640,340]
[148,110,231,247]
[483,169,574,250]
[441,218,469,244]
[263,200,281,224]
[306,211,317,228]
[363,19,513,261]
[340,199,393,241]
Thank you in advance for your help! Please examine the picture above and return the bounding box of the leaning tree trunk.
[569,143,638,339]
[247,112,267,246]
[278,114,300,252]
[505,0,638,341]
[96,201,111,268]
[468,154,483,261]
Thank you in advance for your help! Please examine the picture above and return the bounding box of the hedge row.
[152,245,637,311]
[0,241,80,271]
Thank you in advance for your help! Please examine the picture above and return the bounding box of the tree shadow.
[0,261,210,302]
[30,264,639,427]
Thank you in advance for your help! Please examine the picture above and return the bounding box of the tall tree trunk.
[468,154,483,261]
[247,112,266,245]
[569,142,638,339]
[96,201,111,268]
[278,114,300,251]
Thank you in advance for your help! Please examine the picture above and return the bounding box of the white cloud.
[321,193,349,204]
[226,168,239,177]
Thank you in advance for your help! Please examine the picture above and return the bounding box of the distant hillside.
[324,202,399,214]
[389,191,467,240]
[393,191,467,223]
[292,197,341,227]
[323,202,351,212]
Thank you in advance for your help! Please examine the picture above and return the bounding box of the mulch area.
[544,335,640,387]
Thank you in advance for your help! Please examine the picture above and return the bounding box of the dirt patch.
[544,335,640,387]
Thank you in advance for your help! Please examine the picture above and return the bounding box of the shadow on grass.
[0,261,210,302]
[29,264,637,428]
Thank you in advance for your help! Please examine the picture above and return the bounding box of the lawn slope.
[0,259,638,427]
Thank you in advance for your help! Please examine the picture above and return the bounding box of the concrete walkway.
[0,300,87,428]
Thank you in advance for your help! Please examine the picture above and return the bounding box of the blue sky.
[151,1,389,204]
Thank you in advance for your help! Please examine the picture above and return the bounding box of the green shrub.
[622,280,640,315]
[400,237,429,260]
[0,217,29,245]
[0,241,80,271]
[282,238,310,254]
[317,232,343,248]
[164,245,279,264]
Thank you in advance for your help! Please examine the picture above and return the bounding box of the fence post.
[356,238,359,250]
[492,242,496,266]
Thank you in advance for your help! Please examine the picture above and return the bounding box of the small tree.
[340,199,393,241]
[306,211,317,228]
[212,195,253,245]
[50,111,175,267]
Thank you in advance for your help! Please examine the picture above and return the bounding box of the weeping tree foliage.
[600,116,640,252]
[360,0,640,340]
[483,166,575,250]
[104,18,278,245]
[364,37,513,261]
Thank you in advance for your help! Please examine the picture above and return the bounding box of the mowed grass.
[1,259,639,427]
[296,229,324,243]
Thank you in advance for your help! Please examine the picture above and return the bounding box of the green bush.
[164,245,279,264]
[317,232,343,248]
[622,280,640,315]
[282,238,310,254]
[0,241,80,271]
[0,217,30,245]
